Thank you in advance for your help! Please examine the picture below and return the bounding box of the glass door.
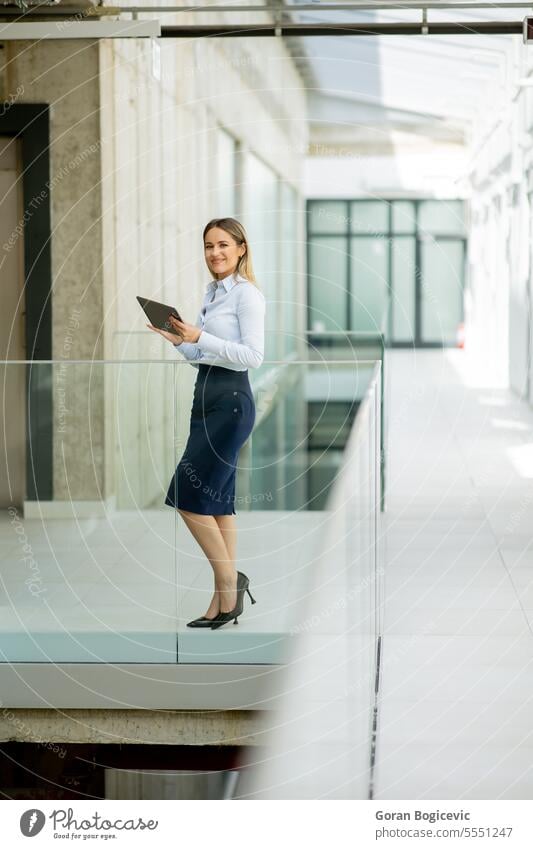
[419,236,465,346]
[417,200,466,346]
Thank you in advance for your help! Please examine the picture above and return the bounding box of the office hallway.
[375,348,533,799]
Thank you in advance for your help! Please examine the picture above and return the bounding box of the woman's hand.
[146,321,183,345]
[168,315,202,343]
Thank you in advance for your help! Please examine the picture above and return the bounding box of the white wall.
[304,148,468,199]
[467,37,533,396]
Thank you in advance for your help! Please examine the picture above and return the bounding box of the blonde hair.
[203,217,259,289]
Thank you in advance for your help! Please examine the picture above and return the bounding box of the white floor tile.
[384,583,520,609]
[378,697,533,748]
[383,605,530,636]
[375,742,533,799]
[380,661,533,702]
[382,634,533,666]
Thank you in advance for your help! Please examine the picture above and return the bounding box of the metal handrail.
[9,2,533,12]
[0,358,383,364]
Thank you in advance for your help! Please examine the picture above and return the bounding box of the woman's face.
[204,227,245,279]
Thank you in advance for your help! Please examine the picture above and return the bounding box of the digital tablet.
[137,296,184,332]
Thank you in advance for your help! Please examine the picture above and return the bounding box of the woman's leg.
[214,514,238,612]
[214,514,237,568]
[178,509,237,615]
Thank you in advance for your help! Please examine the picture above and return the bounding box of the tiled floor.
[375,348,533,799]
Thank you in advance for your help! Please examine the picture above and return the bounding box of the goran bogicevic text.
[376,810,470,824]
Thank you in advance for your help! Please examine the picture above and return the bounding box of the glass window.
[250,407,279,511]
[306,197,465,347]
[308,236,348,332]
[349,201,388,235]
[242,152,279,363]
[392,201,416,233]
[308,201,348,234]
[349,237,389,332]
[280,183,299,356]
[420,239,464,344]
[391,236,416,342]
[418,200,465,235]
[283,378,307,509]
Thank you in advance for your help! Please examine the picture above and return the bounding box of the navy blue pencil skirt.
[164,363,256,516]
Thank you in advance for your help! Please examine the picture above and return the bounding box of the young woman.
[147,218,265,630]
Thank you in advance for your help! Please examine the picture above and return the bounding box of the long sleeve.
[198,286,265,369]
[173,309,203,369]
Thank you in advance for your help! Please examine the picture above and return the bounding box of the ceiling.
[282,2,523,153]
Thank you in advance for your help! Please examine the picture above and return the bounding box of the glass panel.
[307,400,359,509]
[308,200,348,233]
[391,236,416,343]
[177,359,379,663]
[239,365,382,799]
[1,361,26,505]
[349,236,388,332]
[242,152,279,366]
[249,402,280,514]
[0,361,179,663]
[349,200,388,234]
[392,200,416,233]
[114,353,176,511]
[280,182,299,357]
[308,236,348,332]
[420,238,465,344]
[1,358,381,672]
[418,200,465,235]
[283,373,307,510]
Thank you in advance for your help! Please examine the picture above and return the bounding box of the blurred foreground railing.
[304,315,387,512]
[238,360,383,799]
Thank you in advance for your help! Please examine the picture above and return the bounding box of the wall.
[2,11,308,511]
[460,37,532,395]
[98,10,307,508]
[304,148,468,200]
[4,39,104,504]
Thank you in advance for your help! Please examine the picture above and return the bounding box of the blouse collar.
[205,272,243,294]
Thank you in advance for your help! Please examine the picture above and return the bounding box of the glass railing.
[304,323,387,512]
[0,356,381,674]
[238,360,383,799]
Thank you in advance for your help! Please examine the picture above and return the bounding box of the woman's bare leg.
[214,514,237,569]
[178,510,237,615]
[214,514,238,613]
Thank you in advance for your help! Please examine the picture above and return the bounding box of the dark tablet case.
[137,296,183,331]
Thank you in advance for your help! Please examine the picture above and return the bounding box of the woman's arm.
[197,285,265,369]
[173,309,203,368]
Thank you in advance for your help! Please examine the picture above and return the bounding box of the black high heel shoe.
[186,616,217,628]
[210,571,256,630]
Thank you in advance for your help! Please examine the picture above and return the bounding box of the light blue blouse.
[174,272,266,372]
